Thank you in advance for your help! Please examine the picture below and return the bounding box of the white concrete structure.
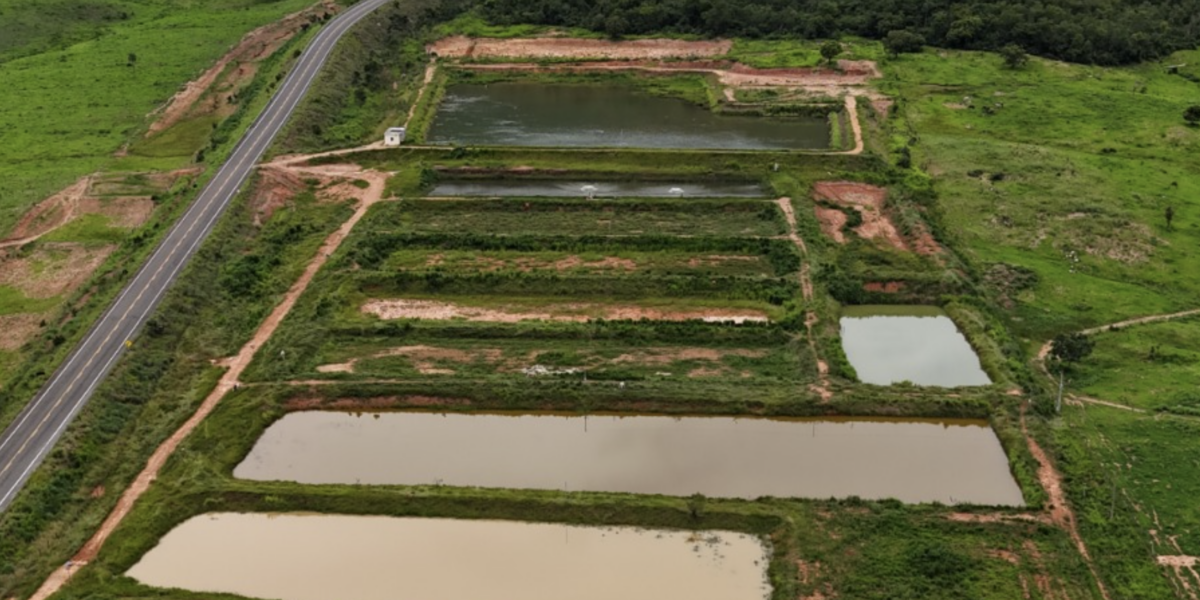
[384,127,406,146]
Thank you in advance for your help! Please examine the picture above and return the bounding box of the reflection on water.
[427,83,829,150]
[235,412,1023,506]
[840,305,992,387]
[127,514,771,600]
[429,179,767,198]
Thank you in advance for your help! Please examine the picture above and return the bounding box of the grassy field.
[878,48,1200,344]
[0,0,319,236]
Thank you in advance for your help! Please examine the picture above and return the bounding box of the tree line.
[476,0,1200,65]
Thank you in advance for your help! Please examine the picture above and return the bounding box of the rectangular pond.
[840,305,992,387]
[127,514,771,600]
[427,82,830,150]
[429,179,768,198]
[235,412,1024,506]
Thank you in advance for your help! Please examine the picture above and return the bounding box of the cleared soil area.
[428,36,732,60]
[0,244,115,300]
[2,169,193,249]
[812,181,941,255]
[361,298,769,323]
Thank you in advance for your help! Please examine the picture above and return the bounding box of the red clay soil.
[146,0,337,136]
[812,181,913,252]
[863,281,907,293]
[428,36,732,60]
[814,206,847,243]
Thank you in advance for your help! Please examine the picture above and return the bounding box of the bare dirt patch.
[146,1,336,136]
[252,166,307,225]
[813,181,898,248]
[814,206,847,243]
[317,345,503,374]
[0,243,115,299]
[863,281,906,293]
[3,177,90,243]
[428,36,731,60]
[361,299,769,323]
[0,314,42,351]
[812,181,938,253]
[76,197,156,229]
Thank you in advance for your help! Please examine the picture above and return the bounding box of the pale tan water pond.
[840,305,992,387]
[127,513,771,600]
[235,412,1024,506]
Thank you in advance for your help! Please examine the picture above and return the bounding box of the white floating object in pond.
[668,187,685,196]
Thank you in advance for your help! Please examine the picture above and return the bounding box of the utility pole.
[1056,370,1065,414]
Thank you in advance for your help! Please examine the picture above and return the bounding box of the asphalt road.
[0,0,393,513]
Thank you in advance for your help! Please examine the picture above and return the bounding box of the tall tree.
[820,40,842,65]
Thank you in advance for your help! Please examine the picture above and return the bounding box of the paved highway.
[0,0,392,513]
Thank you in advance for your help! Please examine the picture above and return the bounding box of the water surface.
[236,412,1023,506]
[127,514,770,600]
[840,305,992,387]
[429,179,767,197]
[428,83,829,150]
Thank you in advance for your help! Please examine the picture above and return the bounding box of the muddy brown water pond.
[840,305,992,387]
[427,83,830,150]
[235,412,1024,506]
[127,513,771,600]
[429,179,767,197]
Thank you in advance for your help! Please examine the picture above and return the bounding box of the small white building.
[384,127,406,146]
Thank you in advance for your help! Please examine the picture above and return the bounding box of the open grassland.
[1057,406,1200,597]
[0,0,321,236]
[1072,317,1200,413]
[881,48,1200,343]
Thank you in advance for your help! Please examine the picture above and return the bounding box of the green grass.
[726,38,885,68]
[432,11,602,40]
[0,286,59,316]
[1072,316,1200,411]
[37,213,127,245]
[878,48,1200,344]
[0,0,317,236]
[1056,406,1200,597]
[370,198,787,237]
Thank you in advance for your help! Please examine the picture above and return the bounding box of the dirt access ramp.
[145,0,338,137]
